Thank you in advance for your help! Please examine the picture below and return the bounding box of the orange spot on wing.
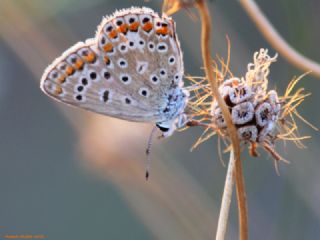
[108,29,118,39]
[54,86,63,95]
[57,75,66,84]
[85,52,96,63]
[65,66,75,76]
[104,56,110,65]
[74,59,84,70]
[118,24,128,34]
[142,22,153,32]
[156,27,169,35]
[103,43,113,52]
[129,22,140,31]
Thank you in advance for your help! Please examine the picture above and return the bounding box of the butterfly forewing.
[41,7,185,123]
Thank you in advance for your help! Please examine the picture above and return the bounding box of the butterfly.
[40,7,189,138]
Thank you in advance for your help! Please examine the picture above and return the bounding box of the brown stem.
[233,151,248,240]
[195,1,248,239]
[239,0,320,78]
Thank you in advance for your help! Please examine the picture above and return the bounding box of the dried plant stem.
[196,1,248,239]
[216,149,235,240]
[233,152,247,240]
[239,0,320,78]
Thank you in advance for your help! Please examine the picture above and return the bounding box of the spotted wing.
[40,7,185,123]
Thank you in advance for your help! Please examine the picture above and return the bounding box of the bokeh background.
[0,0,319,239]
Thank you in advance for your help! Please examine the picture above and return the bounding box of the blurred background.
[0,0,319,239]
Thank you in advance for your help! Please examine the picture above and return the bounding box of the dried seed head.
[186,48,316,165]
[208,49,281,146]
[211,76,281,144]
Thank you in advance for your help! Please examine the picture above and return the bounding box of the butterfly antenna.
[145,126,158,180]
